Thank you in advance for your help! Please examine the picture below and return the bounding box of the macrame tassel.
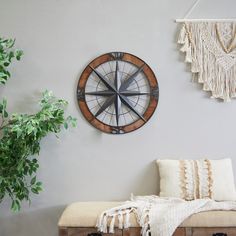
[139,211,148,226]
[185,44,192,63]
[109,215,116,233]
[179,32,193,63]
[203,83,210,91]
[224,77,231,102]
[102,215,108,233]
[178,25,187,44]
[141,223,149,236]
[145,229,151,236]
[124,210,131,228]
[96,213,105,232]
[191,61,200,73]
[118,211,123,229]
[184,160,195,200]
[180,35,188,52]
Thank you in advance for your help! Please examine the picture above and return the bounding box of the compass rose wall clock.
[77,52,159,134]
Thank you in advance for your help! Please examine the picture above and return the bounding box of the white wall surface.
[0,0,236,235]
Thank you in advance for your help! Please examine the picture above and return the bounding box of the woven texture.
[97,195,236,236]
[178,22,236,101]
[179,159,213,200]
[157,159,236,201]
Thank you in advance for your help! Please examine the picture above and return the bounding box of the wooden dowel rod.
[175,19,236,23]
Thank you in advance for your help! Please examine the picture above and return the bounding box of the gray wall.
[0,0,236,235]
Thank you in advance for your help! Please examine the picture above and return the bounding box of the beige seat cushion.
[58,201,236,228]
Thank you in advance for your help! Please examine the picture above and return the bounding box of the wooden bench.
[58,202,236,236]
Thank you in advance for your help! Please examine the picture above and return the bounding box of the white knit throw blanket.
[97,195,236,236]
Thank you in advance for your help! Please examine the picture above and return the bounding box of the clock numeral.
[111,127,125,134]
[111,52,124,60]
[77,88,85,101]
[151,86,159,100]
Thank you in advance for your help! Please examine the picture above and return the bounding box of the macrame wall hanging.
[176,0,236,102]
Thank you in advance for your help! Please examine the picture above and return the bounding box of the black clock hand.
[114,95,121,126]
[114,60,122,126]
[119,95,146,122]
[85,90,115,96]
[89,66,116,92]
[114,60,119,91]
[95,95,115,117]
[119,64,145,91]
[120,91,150,96]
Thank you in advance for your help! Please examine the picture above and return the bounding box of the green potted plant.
[0,37,76,211]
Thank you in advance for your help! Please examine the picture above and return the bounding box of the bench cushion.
[58,201,236,228]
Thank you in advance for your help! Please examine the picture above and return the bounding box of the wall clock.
[77,52,159,134]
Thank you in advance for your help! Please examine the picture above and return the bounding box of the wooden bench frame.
[59,226,236,236]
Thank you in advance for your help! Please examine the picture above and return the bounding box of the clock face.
[77,52,159,134]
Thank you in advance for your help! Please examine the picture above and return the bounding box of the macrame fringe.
[179,160,188,199]
[178,22,236,102]
[97,195,236,236]
[97,208,136,234]
[96,199,151,236]
[124,210,131,228]
[178,159,213,200]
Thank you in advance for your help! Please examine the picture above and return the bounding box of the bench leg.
[59,227,68,236]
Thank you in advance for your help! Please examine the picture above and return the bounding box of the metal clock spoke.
[85,90,115,96]
[120,91,150,96]
[89,66,116,92]
[114,95,122,126]
[95,95,115,117]
[119,94,146,122]
[119,64,145,91]
[114,61,121,91]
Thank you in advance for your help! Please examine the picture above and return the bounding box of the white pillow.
[156,158,236,201]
